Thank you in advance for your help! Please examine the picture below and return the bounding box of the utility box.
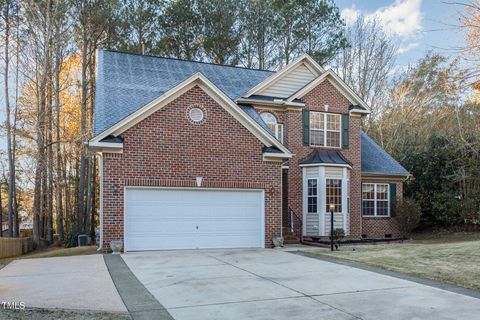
[78,234,89,247]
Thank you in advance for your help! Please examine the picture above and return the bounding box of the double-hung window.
[310,112,341,147]
[326,179,342,213]
[362,183,390,217]
[307,179,318,213]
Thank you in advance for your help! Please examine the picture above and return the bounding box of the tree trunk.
[47,72,54,244]
[78,29,88,233]
[86,51,96,240]
[13,5,20,237]
[33,166,41,245]
[54,54,64,242]
[62,152,70,237]
[33,0,52,245]
[3,0,15,237]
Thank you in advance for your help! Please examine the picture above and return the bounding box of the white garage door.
[124,188,264,251]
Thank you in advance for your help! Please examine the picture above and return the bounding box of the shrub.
[65,229,82,248]
[332,228,345,250]
[332,228,345,241]
[395,198,422,237]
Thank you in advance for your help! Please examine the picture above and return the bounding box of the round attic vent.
[189,107,204,123]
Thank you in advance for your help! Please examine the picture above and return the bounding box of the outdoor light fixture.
[329,203,335,251]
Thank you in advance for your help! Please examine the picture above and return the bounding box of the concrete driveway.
[122,249,480,320]
[0,254,127,313]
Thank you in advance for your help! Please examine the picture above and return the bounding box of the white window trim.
[261,112,284,144]
[362,183,390,217]
[275,123,284,144]
[310,112,341,148]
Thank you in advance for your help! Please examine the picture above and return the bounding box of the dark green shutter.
[302,109,310,146]
[342,113,349,149]
[390,183,397,217]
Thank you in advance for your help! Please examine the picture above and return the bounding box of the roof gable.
[94,50,273,135]
[90,72,292,157]
[256,63,318,98]
[244,54,323,98]
[361,132,410,176]
[288,69,370,113]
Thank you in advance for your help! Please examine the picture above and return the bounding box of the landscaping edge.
[290,250,480,300]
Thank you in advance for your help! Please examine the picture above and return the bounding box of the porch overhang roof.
[299,150,352,167]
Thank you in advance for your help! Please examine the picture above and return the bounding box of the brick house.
[89,50,410,251]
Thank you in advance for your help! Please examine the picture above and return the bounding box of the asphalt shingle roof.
[94,50,273,136]
[93,50,409,177]
[238,104,274,137]
[361,132,410,176]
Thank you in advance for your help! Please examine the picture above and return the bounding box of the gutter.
[236,98,305,108]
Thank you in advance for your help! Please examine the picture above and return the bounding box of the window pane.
[307,179,318,213]
[377,201,389,216]
[308,179,317,195]
[376,184,388,200]
[362,200,375,215]
[326,114,341,130]
[326,131,340,147]
[310,130,324,146]
[362,184,375,200]
[267,123,276,134]
[308,197,317,213]
[326,179,342,212]
[310,112,324,130]
[261,112,277,125]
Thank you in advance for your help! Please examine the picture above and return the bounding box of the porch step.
[283,238,301,245]
[283,232,301,244]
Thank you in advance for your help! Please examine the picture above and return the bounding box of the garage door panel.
[124,188,263,251]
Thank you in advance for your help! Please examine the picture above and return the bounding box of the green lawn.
[308,232,480,291]
[0,246,99,270]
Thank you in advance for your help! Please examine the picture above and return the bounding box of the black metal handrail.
[288,207,302,239]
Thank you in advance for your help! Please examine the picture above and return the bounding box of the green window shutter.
[390,183,397,217]
[342,113,349,149]
[302,109,310,146]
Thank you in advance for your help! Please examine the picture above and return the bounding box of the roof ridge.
[99,49,276,73]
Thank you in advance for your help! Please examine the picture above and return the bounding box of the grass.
[0,246,99,270]
[0,308,130,320]
[307,232,480,291]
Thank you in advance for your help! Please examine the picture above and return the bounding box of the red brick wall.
[361,178,404,238]
[102,85,282,251]
[254,80,364,237]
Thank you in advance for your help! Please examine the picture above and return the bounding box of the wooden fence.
[0,237,34,259]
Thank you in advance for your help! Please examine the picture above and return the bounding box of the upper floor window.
[261,112,284,143]
[310,112,341,147]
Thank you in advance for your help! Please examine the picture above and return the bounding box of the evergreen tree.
[197,0,241,65]
[116,0,164,54]
[158,0,202,60]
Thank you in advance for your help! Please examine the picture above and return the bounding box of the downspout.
[97,152,104,251]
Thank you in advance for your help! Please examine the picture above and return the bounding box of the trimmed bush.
[395,198,422,237]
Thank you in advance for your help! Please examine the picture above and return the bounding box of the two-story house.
[89,50,409,251]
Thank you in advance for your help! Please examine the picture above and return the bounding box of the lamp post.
[329,203,335,251]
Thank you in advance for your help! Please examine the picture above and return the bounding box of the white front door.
[124,188,264,251]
